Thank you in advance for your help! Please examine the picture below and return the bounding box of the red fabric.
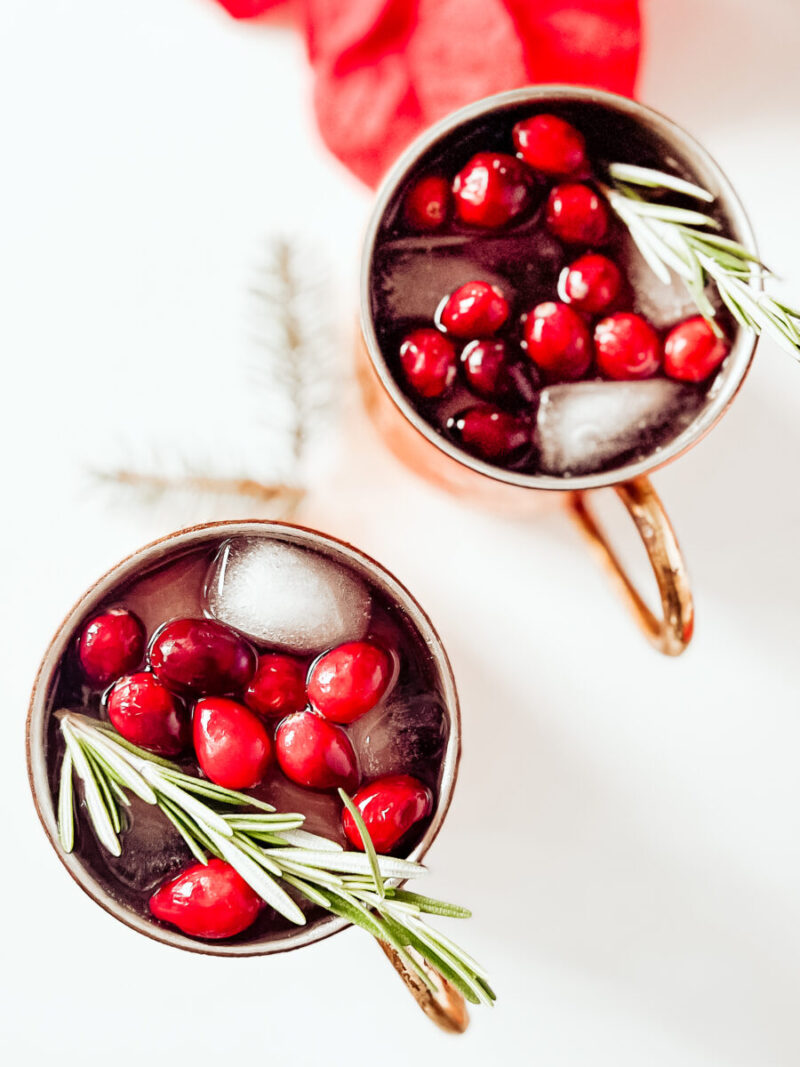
[215,0,284,17]
[212,0,642,186]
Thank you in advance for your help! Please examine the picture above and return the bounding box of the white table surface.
[3,1,800,1063]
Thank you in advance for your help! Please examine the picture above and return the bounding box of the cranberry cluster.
[397,113,730,467]
[76,607,434,939]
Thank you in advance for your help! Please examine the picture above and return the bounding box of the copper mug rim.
[26,518,462,959]
[359,85,760,493]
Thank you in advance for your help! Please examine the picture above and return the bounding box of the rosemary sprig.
[56,711,494,1007]
[601,161,800,357]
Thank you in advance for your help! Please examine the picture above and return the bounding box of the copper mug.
[26,520,469,1032]
[357,86,759,656]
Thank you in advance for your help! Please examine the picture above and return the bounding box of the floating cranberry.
[448,405,531,462]
[404,174,450,231]
[342,775,433,854]
[522,301,592,381]
[245,653,307,718]
[546,182,609,244]
[150,858,262,940]
[78,608,145,688]
[594,312,662,380]
[512,113,587,177]
[307,641,394,724]
[559,253,622,313]
[452,152,535,228]
[399,329,457,399]
[193,697,272,789]
[436,281,510,338]
[149,618,256,696]
[664,316,729,382]
[275,710,359,791]
[106,672,189,756]
[461,339,519,400]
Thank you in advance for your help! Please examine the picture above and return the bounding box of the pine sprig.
[56,711,494,1007]
[91,236,341,520]
[601,162,800,357]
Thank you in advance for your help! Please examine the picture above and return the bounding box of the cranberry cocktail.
[369,102,734,478]
[41,529,454,947]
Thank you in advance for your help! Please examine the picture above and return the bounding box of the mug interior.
[361,86,758,492]
[27,520,461,957]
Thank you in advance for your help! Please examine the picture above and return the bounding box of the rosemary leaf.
[339,789,385,899]
[280,873,331,909]
[157,800,208,866]
[159,770,275,811]
[265,848,424,881]
[57,750,75,853]
[277,828,344,852]
[273,857,346,890]
[386,914,489,1006]
[205,827,306,925]
[389,891,472,920]
[61,725,121,856]
[84,748,122,835]
[141,768,234,839]
[231,834,285,878]
[607,162,715,202]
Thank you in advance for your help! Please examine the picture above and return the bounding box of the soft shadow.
[447,631,800,1065]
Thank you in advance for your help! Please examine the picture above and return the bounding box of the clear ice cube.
[204,537,371,654]
[102,796,190,893]
[348,694,447,780]
[376,248,510,323]
[624,245,713,329]
[535,380,704,476]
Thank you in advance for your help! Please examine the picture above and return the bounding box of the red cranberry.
[664,316,729,382]
[150,858,262,939]
[106,672,189,756]
[193,697,273,789]
[307,641,394,725]
[436,281,510,338]
[594,312,662,380]
[448,405,531,462]
[522,301,592,381]
[148,618,256,696]
[461,339,519,400]
[404,174,450,231]
[512,114,587,177]
[342,775,433,854]
[78,608,145,688]
[559,253,622,313]
[275,710,359,792]
[244,653,307,718]
[546,183,609,245]
[399,328,457,399]
[452,152,535,228]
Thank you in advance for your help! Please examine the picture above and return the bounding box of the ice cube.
[121,551,209,638]
[624,245,715,329]
[101,796,190,893]
[535,380,704,476]
[348,694,448,780]
[204,537,371,654]
[375,249,509,323]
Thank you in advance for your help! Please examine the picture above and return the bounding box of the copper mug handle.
[568,476,694,656]
[378,940,470,1033]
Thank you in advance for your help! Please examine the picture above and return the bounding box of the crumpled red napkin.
[213,0,641,186]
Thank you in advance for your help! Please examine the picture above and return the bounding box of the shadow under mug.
[358,86,759,656]
[26,519,468,1033]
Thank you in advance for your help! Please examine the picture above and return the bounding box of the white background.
[2,1,800,1064]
